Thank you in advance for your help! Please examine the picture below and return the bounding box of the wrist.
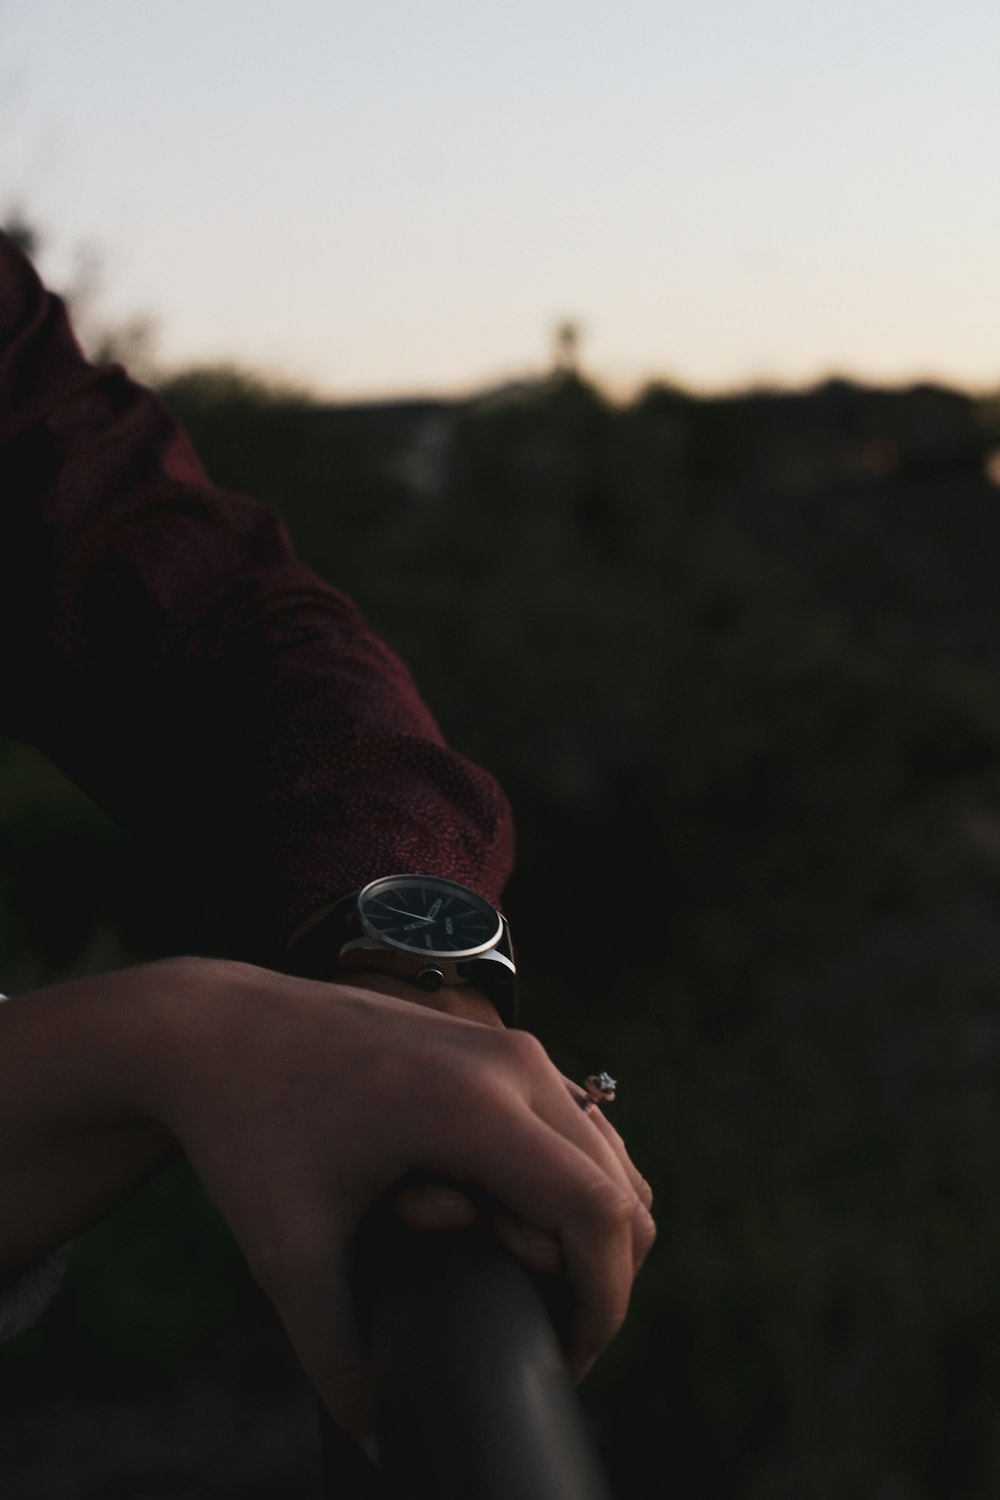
[339,970,505,1028]
[285,877,517,1027]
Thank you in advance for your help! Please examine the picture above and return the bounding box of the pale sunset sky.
[2,0,998,399]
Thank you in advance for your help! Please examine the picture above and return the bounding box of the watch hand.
[380,906,435,923]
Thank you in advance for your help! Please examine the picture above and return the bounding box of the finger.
[592,1117,654,1213]
[256,1227,374,1440]
[562,1078,653,1209]
[523,1076,656,1278]
[395,1182,563,1277]
[429,1105,644,1375]
[575,1123,656,1280]
[491,1209,562,1273]
[581,1114,657,1275]
[392,1180,479,1231]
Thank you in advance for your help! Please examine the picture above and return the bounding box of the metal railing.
[318,1186,615,1499]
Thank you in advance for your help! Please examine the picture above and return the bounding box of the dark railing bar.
[318,1186,615,1499]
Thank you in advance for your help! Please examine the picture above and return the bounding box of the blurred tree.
[4,315,1000,1495]
[0,209,159,377]
[1,203,42,257]
[552,317,582,376]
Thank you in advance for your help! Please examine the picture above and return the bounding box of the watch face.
[357,875,502,959]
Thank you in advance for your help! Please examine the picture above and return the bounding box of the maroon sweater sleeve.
[0,233,514,955]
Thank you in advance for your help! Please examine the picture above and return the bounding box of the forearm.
[0,231,513,951]
[0,968,178,1272]
[0,957,655,1428]
[0,960,497,1281]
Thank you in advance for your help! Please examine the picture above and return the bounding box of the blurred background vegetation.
[5,241,1000,1496]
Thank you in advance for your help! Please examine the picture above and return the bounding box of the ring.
[580,1071,617,1113]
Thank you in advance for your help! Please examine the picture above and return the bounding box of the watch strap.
[282,890,361,980]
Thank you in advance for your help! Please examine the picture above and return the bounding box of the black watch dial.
[357,875,502,959]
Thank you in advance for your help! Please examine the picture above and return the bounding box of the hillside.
[4,370,1000,1497]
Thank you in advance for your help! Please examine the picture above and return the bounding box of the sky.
[2,0,999,400]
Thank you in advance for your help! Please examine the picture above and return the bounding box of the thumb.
[268,1240,376,1441]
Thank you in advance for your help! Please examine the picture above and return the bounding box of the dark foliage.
[4,368,1000,1496]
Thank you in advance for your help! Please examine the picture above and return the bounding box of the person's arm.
[0,957,656,1436]
[0,239,657,1422]
[0,232,513,962]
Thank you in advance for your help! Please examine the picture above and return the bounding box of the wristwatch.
[285,874,518,1025]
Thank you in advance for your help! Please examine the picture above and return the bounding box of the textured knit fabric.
[0,230,514,957]
[0,230,515,1341]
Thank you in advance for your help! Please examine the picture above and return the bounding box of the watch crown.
[416,966,446,992]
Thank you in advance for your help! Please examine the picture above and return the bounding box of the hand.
[351,971,653,1287]
[143,959,656,1437]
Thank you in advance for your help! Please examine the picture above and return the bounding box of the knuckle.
[150,953,216,987]
[502,1029,551,1071]
[636,1207,658,1256]
[579,1176,637,1231]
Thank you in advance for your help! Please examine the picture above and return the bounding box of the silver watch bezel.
[355,874,504,962]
